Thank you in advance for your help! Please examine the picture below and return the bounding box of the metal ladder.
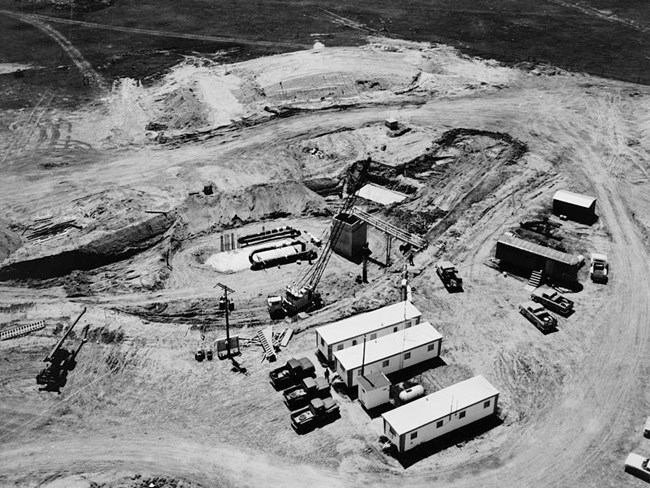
[1,320,46,341]
[257,327,276,361]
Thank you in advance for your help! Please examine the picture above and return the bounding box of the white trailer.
[333,322,442,388]
[381,375,499,454]
[315,301,421,363]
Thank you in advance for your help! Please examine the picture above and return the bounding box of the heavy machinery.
[267,158,371,319]
[36,307,89,393]
[435,260,464,292]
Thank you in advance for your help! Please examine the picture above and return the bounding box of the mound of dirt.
[0,220,22,263]
[181,181,330,234]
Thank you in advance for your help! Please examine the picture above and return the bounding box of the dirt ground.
[1,17,650,488]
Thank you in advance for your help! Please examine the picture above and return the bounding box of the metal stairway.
[528,270,544,288]
[257,327,276,362]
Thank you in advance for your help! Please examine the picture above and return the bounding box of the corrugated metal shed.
[334,321,441,371]
[553,190,596,209]
[382,375,499,435]
[498,234,580,266]
[317,301,421,345]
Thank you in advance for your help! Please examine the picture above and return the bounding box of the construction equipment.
[435,261,464,292]
[36,308,89,393]
[267,158,371,319]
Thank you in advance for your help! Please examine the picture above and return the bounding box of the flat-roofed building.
[382,375,499,453]
[333,322,442,388]
[552,189,597,223]
[316,301,422,363]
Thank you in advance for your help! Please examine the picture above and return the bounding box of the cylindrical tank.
[398,384,425,404]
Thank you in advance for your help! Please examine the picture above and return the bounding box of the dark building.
[495,234,582,283]
[552,190,597,223]
[332,213,367,263]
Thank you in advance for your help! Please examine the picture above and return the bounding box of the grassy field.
[0,0,649,109]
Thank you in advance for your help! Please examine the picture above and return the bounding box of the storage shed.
[552,190,597,223]
[382,375,499,454]
[358,372,391,410]
[333,322,442,388]
[316,301,422,363]
[495,234,582,283]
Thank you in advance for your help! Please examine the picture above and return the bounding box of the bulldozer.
[36,307,89,393]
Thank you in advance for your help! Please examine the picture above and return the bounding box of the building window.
[393,326,398,332]
[405,323,412,328]
[404,352,411,360]
[352,340,357,346]
[389,426,397,437]
[320,338,325,347]
[382,360,389,367]
[337,344,344,351]
[427,343,435,351]
[459,411,466,419]
[484,400,491,408]
[357,369,362,376]
[370,333,377,340]
[410,432,418,440]
[436,420,443,428]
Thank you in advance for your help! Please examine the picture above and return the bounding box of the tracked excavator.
[267,158,371,319]
[36,307,89,393]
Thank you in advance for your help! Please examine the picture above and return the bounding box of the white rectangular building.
[381,375,499,453]
[333,322,442,388]
[358,372,391,411]
[315,301,422,363]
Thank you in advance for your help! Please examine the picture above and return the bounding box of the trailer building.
[552,190,597,223]
[333,322,442,388]
[315,301,422,363]
[382,375,499,454]
[496,234,581,283]
[358,372,391,410]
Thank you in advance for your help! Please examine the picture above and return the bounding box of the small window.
[459,411,466,419]
[393,327,398,332]
[405,323,412,328]
[370,333,377,340]
[337,344,344,351]
[436,420,443,428]
[320,338,325,347]
[389,426,397,437]
[410,432,418,440]
[483,400,491,408]
[352,340,357,346]
[427,343,435,351]
[382,359,389,367]
[357,369,362,376]
[404,352,411,360]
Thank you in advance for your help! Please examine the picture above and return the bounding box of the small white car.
[625,453,650,483]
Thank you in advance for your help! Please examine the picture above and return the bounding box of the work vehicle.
[283,376,331,410]
[36,308,89,393]
[267,158,371,319]
[625,453,650,482]
[435,261,463,292]
[644,417,650,438]
[530,286,574,316]
[519,301,557,332]
[269,357,316,390]
[290,396,340,433]
[590,253,609,283]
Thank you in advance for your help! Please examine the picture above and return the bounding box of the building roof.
[358,372,391,390]
[357,183,408,206]
[553,190,596,209]
[334,322,442,371]
[316,301,422,345]
[382,375,499,436]
[497,234,581,266]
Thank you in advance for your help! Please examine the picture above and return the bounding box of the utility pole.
[215,282,235,358]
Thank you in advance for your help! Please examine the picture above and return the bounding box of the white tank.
[398,384,425,403]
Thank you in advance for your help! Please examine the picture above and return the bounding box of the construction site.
[2,1,650,487]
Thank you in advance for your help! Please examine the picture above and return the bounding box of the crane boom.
[44,307,87,362]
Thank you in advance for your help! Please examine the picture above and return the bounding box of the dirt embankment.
[0,212,176,280]
[180,181,330,236]
[0,220,22,263]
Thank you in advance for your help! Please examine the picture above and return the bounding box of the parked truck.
[530,286,574,316]
[290,396,340,433]
[436,261,463,292]
[519,301,557,332]
[590,253,609,283]
[283,376,331,410]
[269,357,315,390]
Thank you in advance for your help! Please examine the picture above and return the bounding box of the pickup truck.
[436,261,463,292]
[519,301,557,332]
[590,253,609,283]
[625,452,650,483]
[283,376,330,410]
[291,396,340,433]
[530,286,574,316]
[269,357,315,390]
